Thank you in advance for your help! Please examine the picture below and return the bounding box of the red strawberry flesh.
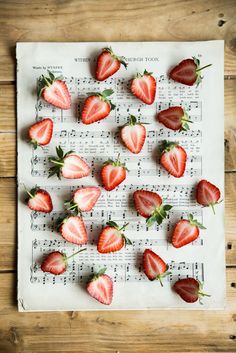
[27,189,53,213]
[172,220,199,248]
[196,180,221,209]
[28,118,53,146]
[73,187,101,212]
[60,216,88,245]
[131,71,156,105]
[143,249,168,285]
[173,278,200,303]
[160,143,187,178]
[87,271,113,305]
[62,154,90,179]
[133,190,162,218]
[41,251,66,275]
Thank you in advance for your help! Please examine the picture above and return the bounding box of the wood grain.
[0,0,236,81]
[0,79,235,176]
[0,173,235,271]
[0,269,236,353]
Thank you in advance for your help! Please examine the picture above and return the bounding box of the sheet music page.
[17,41,225,311]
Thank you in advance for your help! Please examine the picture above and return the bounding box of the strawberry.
[25,186,53,213]
[157,106,192,132]
[120,115,147,154]
[143,249,170,286]
[38,70,71,109]
[133,190,172,227]
[81,89,115,124]
[196,179,221,214]
[97,221,131,253]
[65,187,101,215]
[41,249,86,275]
[172,214,206,248]
[160,141,187,178]
[87,268,113,305]
[169,57,212,86]
[96,47,128,81]
[173,278,210,303]
[28,118,53,149]
[56,216,88,245]
[101,154,127,191]
[131,70,156,105]
[49,146,90,179]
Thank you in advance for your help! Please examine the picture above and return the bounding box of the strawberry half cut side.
[28,118,53,149]
[96,47,128,81]
[131,70,156,105]
[143,249,171,286]
[86,268,113,305]
[48,146,90,180]
[41,248,86,275]
[157,106,193,132]
[160,141,187,178]
[173,278,210,304]
[25,185,53,213]
[120,115,147,154]
[81,89,115,124]
[133,190,172,227]
[97,221,132,253]
[169,57,212,86]
[38,70,71,110]
[65,187,101,214]
[196,179,221,214]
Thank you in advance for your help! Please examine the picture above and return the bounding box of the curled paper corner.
[18,297,28,312]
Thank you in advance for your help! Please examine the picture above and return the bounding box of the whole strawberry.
[131,70,156,105]
[87,268,113,305]
[28,118,53,149]
[143,249,170,286]
[81,89,115,124]
[169,57,212,86]
[173,278,210,303]
[49,146,90,179]
[133,190,172,227]
[101,154,128,191]
[157,106,192,131]
[97,221,131,253]
[172,214,206,248]
[160,141,187,178]
[25,186,53,213]
[65,187,101,215]
[41,248,86,275]
[38,70,71,109]
[120,115,147,154]
[96,47,127,81]
[196,179,221,214]
[56,215,88,245]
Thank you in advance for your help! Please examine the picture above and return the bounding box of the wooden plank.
[0,78,236,175]
[0,269,235,353]
[0,0,236,82]
[0,173,235,271]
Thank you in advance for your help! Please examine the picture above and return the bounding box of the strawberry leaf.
[106,220,119,228]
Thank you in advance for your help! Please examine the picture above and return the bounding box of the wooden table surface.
[0,1,236,352]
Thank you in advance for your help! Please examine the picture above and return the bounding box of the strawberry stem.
[49,159,64,166]
[210,203,216,215]
[119,223,129,231]
[196,64,212,72]
[66,248,86,260]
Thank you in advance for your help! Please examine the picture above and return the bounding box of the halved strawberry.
[28,118,53,149]
[38,70,71,109]
[133,190,172,227]
[131,70,156,105]
[26,186,53,213]
[196,179,221,214]
[160,141,187,178]
[81,89,115,124]
[41,249,86,275]
[97,221,131,253]
[101,154,127,191]
[173,278,210,303]
[169,57,212,86]
[87,268,113,305]
[96,47,127,81]
[56,216,88,245]
[143,249,170,286]
[120,115,146,154]
[65,187,101,215]
[157,106,192,131]
[49,146,90,179]
[172,214,206,248]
